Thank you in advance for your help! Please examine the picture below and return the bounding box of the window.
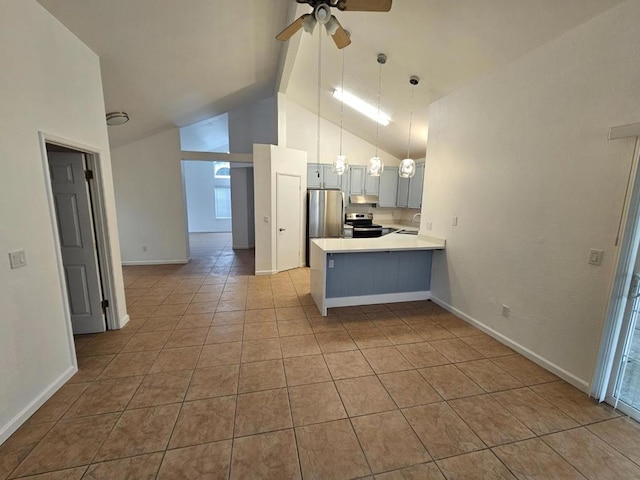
[214,187,231,219]
[214,162,230,178]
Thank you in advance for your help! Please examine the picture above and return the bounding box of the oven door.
[352,226,383,238]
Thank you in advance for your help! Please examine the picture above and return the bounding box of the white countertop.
[312,232,445,253]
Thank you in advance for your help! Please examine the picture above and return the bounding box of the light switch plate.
[588,249,604,266]
[9,250,27,269]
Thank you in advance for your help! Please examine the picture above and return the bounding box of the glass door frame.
[592,131,640,409]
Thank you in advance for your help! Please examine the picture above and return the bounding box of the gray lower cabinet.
[325,250,432,298]
[378,167,399,207]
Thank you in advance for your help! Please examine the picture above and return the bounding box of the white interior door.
[49,151,105,334]
[276,173,301,272]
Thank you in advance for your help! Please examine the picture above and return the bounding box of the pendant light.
[313,24,323,182]
[399,76,419,178]
[368,53,386,177]
[332,46,348,175]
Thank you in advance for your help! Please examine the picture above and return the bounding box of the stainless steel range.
[345,213,383,238]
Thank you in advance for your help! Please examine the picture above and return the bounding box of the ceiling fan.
[276,0,392,49]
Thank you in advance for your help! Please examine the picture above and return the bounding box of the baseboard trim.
[430,295,590,392]
[117,314,130,329]
[255,269,277,276]
[232,244,255,250]
[326,291,431,309]
[0,365,77,444]
[121,259,189,266]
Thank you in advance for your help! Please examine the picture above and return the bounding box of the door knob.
[279,228,286,232]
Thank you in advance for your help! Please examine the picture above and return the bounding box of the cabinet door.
[364,172,380,196]
[307,164,323,189]
[378,167,398,207]
[323,165,344,190]
[397,176,410,207]
[407,163,425,208]
[348,166,365,195]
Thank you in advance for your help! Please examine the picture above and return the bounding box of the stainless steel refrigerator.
[306,189,344,266]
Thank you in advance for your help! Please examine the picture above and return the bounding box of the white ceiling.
[37,0,288,148]
[38,0,624,155]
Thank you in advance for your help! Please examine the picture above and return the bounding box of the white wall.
[183,161,232,233]
[179,113,230,153]
[229,96,277,154]
[254,145,307,274]
[231,166,255,249]
[285,97,402,167]
[422,0,640,389]
[0,0,126,442]
[111,129,190,264]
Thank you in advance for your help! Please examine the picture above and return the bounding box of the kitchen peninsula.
[310,233,446,315]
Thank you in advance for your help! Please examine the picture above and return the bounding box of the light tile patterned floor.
[2,234,640,479]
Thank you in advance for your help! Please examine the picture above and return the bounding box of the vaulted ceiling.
[38,0,625,156]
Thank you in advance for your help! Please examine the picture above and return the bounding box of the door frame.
[275,172,303,272]
[592,126,640,402]
[38,132,121,338]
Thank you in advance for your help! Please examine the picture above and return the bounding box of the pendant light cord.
[339,48,345,156]
[316,30,322,169]
[374,61,382,157]
[406,85,415,159]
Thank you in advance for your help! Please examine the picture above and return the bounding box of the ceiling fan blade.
[276,14,308,41]
[330,20,351,49]
[336,0,392,12]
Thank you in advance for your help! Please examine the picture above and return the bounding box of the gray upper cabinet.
[307,163,345,190]
[323,165,343,190]
[407,163,425,208]
[347,165,380,198]
[397,176,410,207]
[348,165,365,195]
[378,167,398,207]
[397,163,425,208]
[307,164,323,189]
[364,172,380,196]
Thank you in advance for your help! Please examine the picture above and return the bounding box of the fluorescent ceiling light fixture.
[332,88,390,126]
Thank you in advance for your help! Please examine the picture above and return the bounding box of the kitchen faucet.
[411,213,421,224]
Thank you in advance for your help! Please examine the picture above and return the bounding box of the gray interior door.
[49,151,105,334]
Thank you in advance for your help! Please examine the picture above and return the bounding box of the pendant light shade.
[399,158,416,178]
[334,46,348,175]
[333,154,348,174]
[399,75,419,179]
[367,156,384,176]
[369,53,387,177]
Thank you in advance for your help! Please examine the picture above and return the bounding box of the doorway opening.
[41,135,118,335]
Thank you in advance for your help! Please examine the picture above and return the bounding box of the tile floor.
[2,233,640,479]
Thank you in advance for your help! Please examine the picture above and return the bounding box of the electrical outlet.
[426,222,432,230]
[264,216,270,223]
[501,304,510,318]
[142,245,148,252]
[452,216,458,226]
[8,250,27,269]
[328,259,334,268]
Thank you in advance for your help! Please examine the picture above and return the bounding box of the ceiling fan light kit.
[106,111,129,126]
[276,0,392,49]
[399,75,419,178]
